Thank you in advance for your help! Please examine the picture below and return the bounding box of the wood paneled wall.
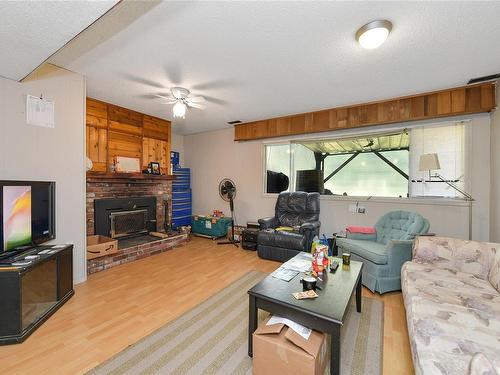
[234,82,496,141]
[86,98,171,174]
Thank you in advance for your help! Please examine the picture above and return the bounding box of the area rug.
[87,271,383,375]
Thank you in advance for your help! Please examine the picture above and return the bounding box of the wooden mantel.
[234,82,496,141]
[86,172,175,183]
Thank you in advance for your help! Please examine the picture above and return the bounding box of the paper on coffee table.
[266,315,312,340]
[292,251,313,261]
[272,267,299,282]
[281,257,311,272]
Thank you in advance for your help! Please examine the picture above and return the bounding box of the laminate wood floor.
[0,237,414,375]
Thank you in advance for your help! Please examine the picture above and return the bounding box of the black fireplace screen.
[94,196,157,238]
[110,209,148,238]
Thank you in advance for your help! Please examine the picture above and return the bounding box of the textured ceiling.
[51,1,500,135]
[0,1,117,81]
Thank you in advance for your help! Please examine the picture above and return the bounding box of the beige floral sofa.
[401,236,500,375]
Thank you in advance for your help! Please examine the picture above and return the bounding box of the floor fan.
[217,178,239,247]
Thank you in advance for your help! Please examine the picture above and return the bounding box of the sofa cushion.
[402,262,500,313]
[275,192,320,227]
[413,236,498,280]
[469,353,498,375]
[404,295,500,375]
[257,245,301,263]
[489,246,500,293]
[375,210,428,245]
[336,238,388,265]
[257,229,306,251]
[402,262,500,375]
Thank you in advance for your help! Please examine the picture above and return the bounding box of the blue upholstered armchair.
[336,211,429,294]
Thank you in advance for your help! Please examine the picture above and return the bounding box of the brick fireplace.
[86,174,188,274]
[86,179,172,236]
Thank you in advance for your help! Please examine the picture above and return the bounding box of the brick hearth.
[87,234,188,274]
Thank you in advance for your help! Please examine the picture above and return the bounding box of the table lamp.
[418,153,440,179]
[418,153,474,239]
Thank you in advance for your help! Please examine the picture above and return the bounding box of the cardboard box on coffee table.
[252,316,327,375]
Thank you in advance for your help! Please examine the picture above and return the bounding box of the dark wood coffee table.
[248,254,363,375]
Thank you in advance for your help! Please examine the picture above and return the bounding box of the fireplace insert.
[94,197,156,239]
[110,209,149,238]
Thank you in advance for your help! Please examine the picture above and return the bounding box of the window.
[409,122,466,198]
[264,144,290,194]
[322,150,409,197]
[293,132,409,197]
[263,121,467,199]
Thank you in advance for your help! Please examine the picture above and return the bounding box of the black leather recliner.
[257,191,321,262]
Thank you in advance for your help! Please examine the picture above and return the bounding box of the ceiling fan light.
[171,86,190,99]
[173,101,187,118]
[356,20,392,49]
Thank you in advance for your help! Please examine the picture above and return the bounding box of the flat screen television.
[0,180,55,257]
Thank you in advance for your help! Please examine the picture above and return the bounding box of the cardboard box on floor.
[252,316,327,375]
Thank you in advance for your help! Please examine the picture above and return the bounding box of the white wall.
[171,132,185,167]
[491,81,500,242]
[185,115,491,241]
[0,64,87,283]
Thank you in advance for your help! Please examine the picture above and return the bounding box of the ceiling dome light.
[172,101,187,119]
[356,20,392,49]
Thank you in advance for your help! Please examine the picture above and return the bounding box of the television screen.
[0,181,55,254]
[3,185,32,250]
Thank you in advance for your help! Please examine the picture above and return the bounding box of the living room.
[0,2,499,375]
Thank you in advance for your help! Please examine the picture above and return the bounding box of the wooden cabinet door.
[86,98,108,172]
[86,126,107,172]
[142,137,168,174]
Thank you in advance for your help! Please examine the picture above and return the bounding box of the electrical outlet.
[357,206,366,214]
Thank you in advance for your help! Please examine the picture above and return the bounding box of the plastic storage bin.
[192,216,232,239]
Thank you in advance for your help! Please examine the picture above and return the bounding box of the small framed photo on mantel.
[149,162,161,175]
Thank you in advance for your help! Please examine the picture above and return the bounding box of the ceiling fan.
[155,87,206,119]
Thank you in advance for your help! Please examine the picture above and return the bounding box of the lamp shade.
[418,153,441,171]
[172,101,187,119]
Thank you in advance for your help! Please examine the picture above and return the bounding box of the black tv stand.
[0,244,74,345]
[11,248,40,261]
[0,245,39,263]
[0,250,19,260]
